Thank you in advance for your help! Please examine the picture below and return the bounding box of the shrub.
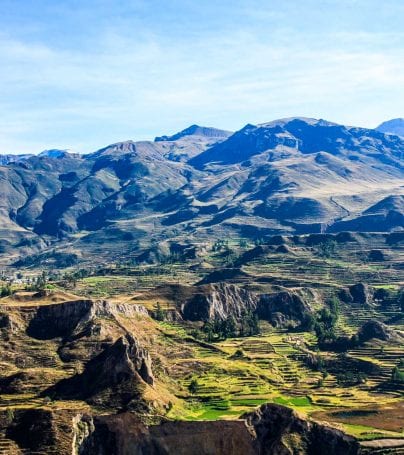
[154,302,166,321]
[0,285,12,297]
[188,378,199,395]
[391,366,404,383]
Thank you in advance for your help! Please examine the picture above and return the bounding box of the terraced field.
[156,320,403,440]
[0,232,402,451]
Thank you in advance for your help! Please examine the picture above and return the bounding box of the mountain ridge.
[0,116,402,267]
[376,118,404,137]
[154,124,232,142]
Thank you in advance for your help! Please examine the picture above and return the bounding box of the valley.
[0,231,403,454]
[0,117,403,454]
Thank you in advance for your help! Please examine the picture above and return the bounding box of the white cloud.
[0,9,402,153]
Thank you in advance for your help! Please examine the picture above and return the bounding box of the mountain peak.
[376,118,404,137]
[189,116,404,168]
[154,125,232,142]
[38,149,75,158]
[258,117,338,128]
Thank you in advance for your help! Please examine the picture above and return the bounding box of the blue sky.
[0,0,403,154]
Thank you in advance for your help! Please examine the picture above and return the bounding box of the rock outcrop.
[72,404,359,455]
[27,299,148,340]
[368,249,386,261]
[234,246,274,266]
[358,320,399,342]
[0,312,19,338]
[256,291,312,329]
[0,404,362,455]
[44,334,153,410]
[348,283,373,306]
[243,404,359,455]
[141,282,258,322]
[339,283,374,306]
[0,408,79,454]
[181,282,258,321]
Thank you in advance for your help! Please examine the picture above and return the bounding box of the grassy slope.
[0,234,403,441]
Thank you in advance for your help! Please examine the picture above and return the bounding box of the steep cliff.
[244,403,359,455]
[44,334,154,410]
[27,299,148,340]
[72,404,359,455]
[181,282,258,321]
[256,291,313,329]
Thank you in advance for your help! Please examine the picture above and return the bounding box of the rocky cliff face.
[182,282,258,321]
[0,297,155,412]
[338,283,375,306]
[256,291,313,329]
[0,311,20,338]
[358,320,402,342]
[27,299,148,340]
[71,404,359,455]
[348,283,374,306]
[44,333,154,410]
[141,282,259,322]
[0,404,366,455]
[0,408,80,454]
[243,403,359,455]
[144,283,315,328]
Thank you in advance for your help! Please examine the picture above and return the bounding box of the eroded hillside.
[0,118,403,268]
[0,233,403,454]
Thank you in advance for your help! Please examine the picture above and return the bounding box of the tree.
[238,239,248,248]
[312,297,340,344]
[391,366,404,383]
[212,239,228,252]
[328,296,340,317]
[202,322,215,342]
[228,316,238,337]
[301,312,316,331]
[240,311,260,337]
[0,285,12,297]
[154,302,166,321]
[188,378,199,395]
[222,316,237,338]
[317,240,336,258]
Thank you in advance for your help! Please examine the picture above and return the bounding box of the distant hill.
[38,149,77,158]
[0,118,403,266]
[155,124,232,142]
[0,153,33,165]
[376,118,404,137]
[154,124,232,161]
[0,149,76,165]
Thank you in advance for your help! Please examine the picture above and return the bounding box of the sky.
[0,0,403,154]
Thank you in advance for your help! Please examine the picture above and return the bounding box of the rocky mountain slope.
[0,154,34,166]
[0,403,360,455]
[71,404,359,455]
[377,118,404,137]
[0,117,403,267]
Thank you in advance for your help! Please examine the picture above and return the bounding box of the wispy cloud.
[0,0,403,153]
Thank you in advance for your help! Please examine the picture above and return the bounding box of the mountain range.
[0,117,403,267]
[376,118,404,137]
